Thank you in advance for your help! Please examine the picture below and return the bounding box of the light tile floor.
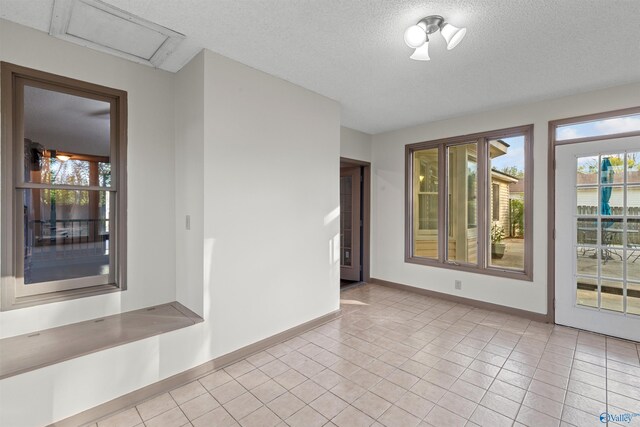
[92,283,640,427]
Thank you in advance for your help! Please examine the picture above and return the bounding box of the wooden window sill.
[0,302,203,380]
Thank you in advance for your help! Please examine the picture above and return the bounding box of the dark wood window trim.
[1,62,128,310]
[405,124,534,281]
[547,106,640,324]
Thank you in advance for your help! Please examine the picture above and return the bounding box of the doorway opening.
[340,158,370,289]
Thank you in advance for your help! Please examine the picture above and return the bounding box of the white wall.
[371,82,640,315]
[174,51,205,316]
[0,19,177,337]
[0,21,340,427]
[202,50,341,356]
[340,126,372,163]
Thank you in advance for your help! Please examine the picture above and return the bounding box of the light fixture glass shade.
[404,25,427,48]
[56,154,71,162]
[440,23,466,50]
[410,41,430,61]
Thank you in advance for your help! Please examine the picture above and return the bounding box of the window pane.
[627,152,640,184]
[413,148,438,259]
[628,282,640,315]
[601,280,623,312]
[628,185,640,216]
[576,276,598,308]
[601,218,623,281]
[577,187,599,214]
[576,247,598,277]
[601,153,625,184]
[23,189,111,284]
[23,85,111,187]
[447,143,477,264]
[601,186,623,216]
[628,219,640,282]
[556,113,640,141]
[488,136,525,270]
[576,156,598,184]
[577,218,598,245]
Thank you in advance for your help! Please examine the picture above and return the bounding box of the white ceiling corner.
[2,0,639,134]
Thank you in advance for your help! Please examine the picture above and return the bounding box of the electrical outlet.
[455,280,462,290]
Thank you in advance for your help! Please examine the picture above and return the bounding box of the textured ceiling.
[2,0,639,134]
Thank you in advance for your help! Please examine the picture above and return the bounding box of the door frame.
[340,157,371,282]
[548,106,640,324]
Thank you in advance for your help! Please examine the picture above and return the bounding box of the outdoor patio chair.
[628,232,640,263]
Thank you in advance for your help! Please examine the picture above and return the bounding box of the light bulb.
[410,41,430,61]
[404,25,427,48]
[440,23,467,50]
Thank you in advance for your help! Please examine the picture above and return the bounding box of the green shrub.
[510,199,524,237]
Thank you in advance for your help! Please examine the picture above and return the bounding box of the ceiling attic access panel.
[49,0,185,68]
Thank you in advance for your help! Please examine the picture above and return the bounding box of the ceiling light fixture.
[404,15,466,61]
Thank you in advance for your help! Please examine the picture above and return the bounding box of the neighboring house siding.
[491,174,516,236]
[576,171,640,215]
[498,182,511,232]
[415,238,457,259]
[577,187,640,215]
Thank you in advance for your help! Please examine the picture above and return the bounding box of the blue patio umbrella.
[601,157,613,216]
[600,157,618,260]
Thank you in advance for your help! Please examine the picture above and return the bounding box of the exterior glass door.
[556,136,640,340]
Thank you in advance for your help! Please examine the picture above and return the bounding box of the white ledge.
[0,302,202,380]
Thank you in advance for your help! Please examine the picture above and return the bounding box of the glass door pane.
[574,152,640,315]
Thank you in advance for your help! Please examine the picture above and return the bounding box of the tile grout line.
[219,364,289,426]
[483,318,534,425]
[173,393,191,427]
[133,405,144,427]
[558,330,579,427]
[447,323,509,420]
